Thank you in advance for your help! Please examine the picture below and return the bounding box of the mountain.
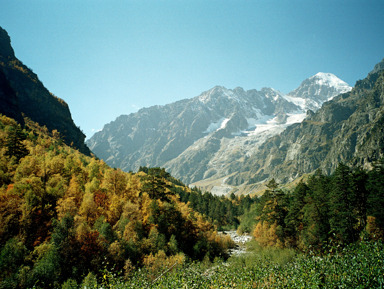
[285,72,352,112]
[0,26,90,155]
[87,86,298,173]
[226,58,384,190]
[87,70,352,192]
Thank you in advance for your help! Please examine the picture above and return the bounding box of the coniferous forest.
[178,163,384,250]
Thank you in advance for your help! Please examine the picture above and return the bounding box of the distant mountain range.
[0,27,90,155]
[87,63,373,195]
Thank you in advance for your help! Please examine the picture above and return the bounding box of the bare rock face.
[227,63,384,187]
[0,26,90,155]
[0,27,22,124]
[369,58,384,76]
[0,27,15,59]
[88,68,352,190]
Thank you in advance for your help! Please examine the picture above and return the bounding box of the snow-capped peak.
[310,72,351,93]
[262,87,285,101]
[198,86,234,104]
[285,72,352,112]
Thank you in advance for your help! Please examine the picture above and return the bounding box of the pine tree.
[285,181,310,246]
[5,125,28,162]
[367,159,384,229]
[329,163,358,244]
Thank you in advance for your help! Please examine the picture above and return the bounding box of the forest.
[0,113,383,288]
[179,164,384,251]
[0,115,233,288]
[248,164,384,249]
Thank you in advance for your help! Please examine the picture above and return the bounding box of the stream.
[222,231,252,256]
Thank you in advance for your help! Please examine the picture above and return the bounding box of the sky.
[1,0,384,139]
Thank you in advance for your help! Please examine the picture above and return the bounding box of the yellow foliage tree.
[79,192,97,225]
[56,176,82,219]
[121,200,141,222]
[122,220,139,243]
[74,219,91,241]
[107,193,125,226]
[56,196,77,220]
[65,176,83,206]
[125,173,141,201]
[102,168,127,197]
[253,221,283,248]
[143,250,185,280]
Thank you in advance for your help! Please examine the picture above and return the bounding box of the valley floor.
[93,240,383,289]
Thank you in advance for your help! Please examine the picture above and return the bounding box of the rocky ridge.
[87,69,353,194]
[0,26,91,155]
[225,58,384,191]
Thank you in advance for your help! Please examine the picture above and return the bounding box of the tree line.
[177,188,256,231]
[157,160,384,252]
[250,163,384,250]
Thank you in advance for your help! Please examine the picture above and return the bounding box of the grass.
[69,240,384,288]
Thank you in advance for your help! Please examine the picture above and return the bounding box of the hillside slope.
[0,114,232,288]
[227,59,384,188]
[0,26,90,155]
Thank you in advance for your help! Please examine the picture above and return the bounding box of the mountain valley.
[1,24,384,288]
[87,70,354,195]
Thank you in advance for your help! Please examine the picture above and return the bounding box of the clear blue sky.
[1,0,383,139]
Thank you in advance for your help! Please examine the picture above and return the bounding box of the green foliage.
[96,240,384,288]
[242,163,384,251]
[4,124,28,163]
[178,188,257,231]
[329,163,359,243]
[30,244,60,288]
[367,159,384,229]
[236,203,259,234]
[61,279,78,289]
[0,237,26,280]
[80,272,98,288]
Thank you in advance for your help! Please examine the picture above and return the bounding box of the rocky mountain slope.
[226,58,384,192]
[87,68,352,192]
[87,86,299,173]
[0,26,90,155]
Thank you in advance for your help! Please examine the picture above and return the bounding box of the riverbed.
[222,231,252,256]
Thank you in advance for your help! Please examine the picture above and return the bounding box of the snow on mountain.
[204,118,230,133]
[88,72,352,195]
[311,72,351,92]
[285,72,352,112]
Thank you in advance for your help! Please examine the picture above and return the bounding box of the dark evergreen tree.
[351,167,369,231]
[285,181,311,245]
[367,159,384,229]
[141,173,172,202]
[299,169,332,248]
[329,163,358,244]
[4,125,28,162]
